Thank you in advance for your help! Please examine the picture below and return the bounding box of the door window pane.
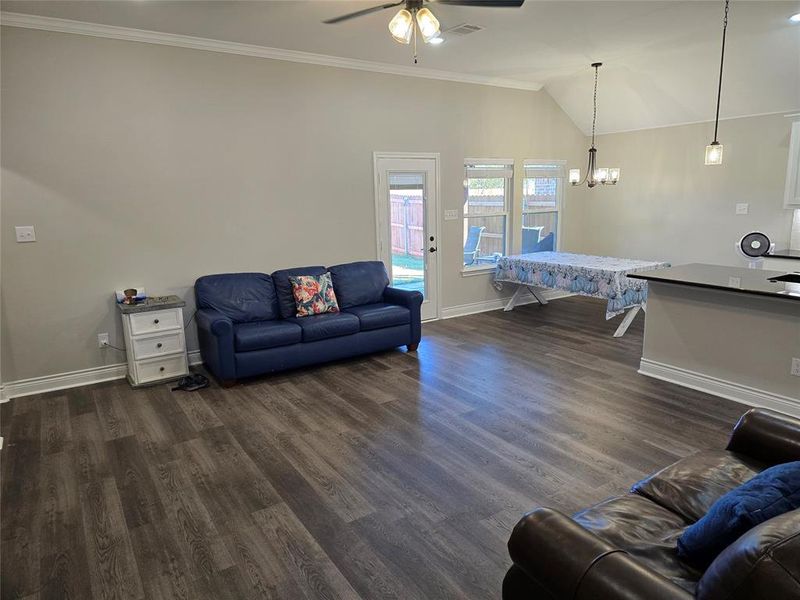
[389,172,425,294]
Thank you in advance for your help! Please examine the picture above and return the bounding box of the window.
[463,160,513,269]
[521,161,564,254]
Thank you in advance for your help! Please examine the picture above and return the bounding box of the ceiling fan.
[323,0,525,63]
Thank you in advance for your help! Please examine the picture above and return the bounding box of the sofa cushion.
[233,320,302,352]
[328,261,389,309]
[288,312,360,342]
[573,494,700,593]
[271,266,327,319]
[632,450,765,522]
[289,273,340,317]
[696,508,800,600]
[195,273,278,323]
[677,461,800,569]
[344,303,411,331]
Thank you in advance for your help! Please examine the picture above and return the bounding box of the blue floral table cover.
[494,252,670,319]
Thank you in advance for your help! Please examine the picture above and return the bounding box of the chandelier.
[570,63,620,188]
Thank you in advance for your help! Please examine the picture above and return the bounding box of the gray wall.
[569,113,796,265]
[0,26,587,382]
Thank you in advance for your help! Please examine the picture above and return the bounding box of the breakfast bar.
[629,263,800,416]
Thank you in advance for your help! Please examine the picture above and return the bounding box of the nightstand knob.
[154,318,160,324]
[156,342,163,348]
[159,366,165,372]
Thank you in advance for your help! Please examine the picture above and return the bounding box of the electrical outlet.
[735,203,749,215]
[792,357,800,377]
[15,225,36,242]
[97,333,110,348]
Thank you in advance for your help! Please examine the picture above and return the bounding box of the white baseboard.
[639,358,800,419]
[3,293,567,401]
[441,290,572,319]
[0,350,203,402]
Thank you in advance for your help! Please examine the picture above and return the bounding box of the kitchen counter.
[631,263,800,414]
[629,263,800,301]
[769,249,800,259]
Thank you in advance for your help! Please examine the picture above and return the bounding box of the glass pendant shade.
[416,8,441,43]
[609,168,620,183]
[569,169,581,184]
[388,9,413,44]
[705,142,723,165]
[595,168,609,183]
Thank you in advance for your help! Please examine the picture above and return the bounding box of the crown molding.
[0,11,543,92]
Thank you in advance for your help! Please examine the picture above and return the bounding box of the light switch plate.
[791,357,800,377]
[444,209,459,220]
[735,203,749,215]
[15,225,36,242]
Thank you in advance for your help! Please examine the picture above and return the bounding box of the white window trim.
[521,159,566,253]
[462,159,514,274]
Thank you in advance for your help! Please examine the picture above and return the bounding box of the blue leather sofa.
[194,261,422,385]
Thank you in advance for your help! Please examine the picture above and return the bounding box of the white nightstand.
[118,295,189,387]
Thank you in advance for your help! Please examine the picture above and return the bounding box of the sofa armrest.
[383,287,423,345]
[383,286,423,309]
[508,508,691,600]
[195,308,236,381]
[726,408,800,466]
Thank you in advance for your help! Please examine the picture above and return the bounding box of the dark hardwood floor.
[1,296,747,599]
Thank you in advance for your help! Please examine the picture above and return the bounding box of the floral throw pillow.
[288,273,340,317]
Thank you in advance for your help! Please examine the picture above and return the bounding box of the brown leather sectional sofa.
[503,408,800,599]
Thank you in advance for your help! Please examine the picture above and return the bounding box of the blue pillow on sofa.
[677,461,800,569]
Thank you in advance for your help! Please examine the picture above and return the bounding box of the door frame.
[373,151,442,321]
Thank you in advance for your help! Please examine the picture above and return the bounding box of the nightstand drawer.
[135,354,187,384]
[131,331,185,360]
[129,308,182,336]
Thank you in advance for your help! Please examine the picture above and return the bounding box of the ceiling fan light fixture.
[388,9,413,44]
[428,35,445,45]
[416,7,441,43]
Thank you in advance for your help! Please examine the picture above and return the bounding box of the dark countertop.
[628,263,800,301]
[768,249,800,259]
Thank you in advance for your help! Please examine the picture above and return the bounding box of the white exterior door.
[374,153,440,321]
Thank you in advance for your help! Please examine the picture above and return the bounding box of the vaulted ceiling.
[3,0,799,134]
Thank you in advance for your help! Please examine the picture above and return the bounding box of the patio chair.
[521,226,544,253]
[463,225,485,266]
[525,231,555,253]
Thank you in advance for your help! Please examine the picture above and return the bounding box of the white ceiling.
[2,0,799,134]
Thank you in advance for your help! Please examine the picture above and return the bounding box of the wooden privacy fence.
[390,193,424,257]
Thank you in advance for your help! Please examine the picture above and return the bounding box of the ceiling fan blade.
[431,0,524,6]
[323,1,406,24]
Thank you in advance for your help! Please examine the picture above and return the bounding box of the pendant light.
[705,0,730,166]
[570,63,620,188]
